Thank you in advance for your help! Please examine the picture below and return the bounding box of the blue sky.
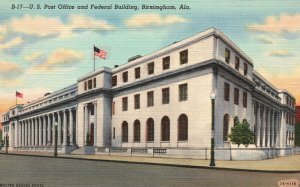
[0,0,300,113]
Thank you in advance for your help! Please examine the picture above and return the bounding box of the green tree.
[228,119,255,147]
[295,123,300,146]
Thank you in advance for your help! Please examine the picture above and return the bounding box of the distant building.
[1,28,296,160]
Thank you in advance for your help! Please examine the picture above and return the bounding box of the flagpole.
[93,45,95,71]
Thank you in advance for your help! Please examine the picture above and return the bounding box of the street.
[0,154,299,187]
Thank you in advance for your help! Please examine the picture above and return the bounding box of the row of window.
[286,131,294,146]
[225,48,248,76]
[224,83,247,108]
[84,78,96,91]
[20,91,76,114]
[3,126,9,132]
[116,114,188,142]
[286,113,295,126]
[115,84,188,113]
[112,50,188,87]
[285,96,295,108]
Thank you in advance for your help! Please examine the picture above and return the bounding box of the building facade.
[1,28,296,160]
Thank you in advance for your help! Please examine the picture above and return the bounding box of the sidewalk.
[2,151,300,172]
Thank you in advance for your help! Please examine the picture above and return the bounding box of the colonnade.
[253,101,280,148]
[12,107,77,148]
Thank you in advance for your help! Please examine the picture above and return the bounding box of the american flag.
[16,91,23,98]
[94,46,107,59]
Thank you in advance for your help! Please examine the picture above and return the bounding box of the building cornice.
[112,28,253,74]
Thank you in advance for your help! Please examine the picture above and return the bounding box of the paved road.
[0,154,299,187]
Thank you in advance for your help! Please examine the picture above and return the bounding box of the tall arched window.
[133,120,140,142]
[161,116,170,141]
[178,114,188,141]
[146,118,154,141]
[223,114,229,141]
[122,121,128,142]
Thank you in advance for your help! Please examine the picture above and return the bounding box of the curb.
[1,152,300,173]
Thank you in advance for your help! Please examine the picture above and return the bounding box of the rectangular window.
[93,78,96,88]
[122,71,128,83]
[84,81,87,91]
[180,49,188,64]
[224,83,230,101]
[134,94,140,109]
[122,97,128,111]
[234,88,239,105]
[162,56,170,70]
[148,62,154,75]
[112,101,115,115]
[179,83,188,101]
[235,56,240,70]
[113,127,115,139]
[162,88,170,104]
[147,91,154,107]
[90,105,94,115]
[244,63,248,76]
[225,48,230,63]
[135,67,140,79]
[88,79,93,90]
[112,75,117,87]
[243,92,247,108]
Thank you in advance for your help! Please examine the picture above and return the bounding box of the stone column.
[255,103,260,147]
[31,119,34,146]
[23,121,25,146]
[25,120,28,146]
[84,105,88,145]
[273,111,276,147]
[28,119,31,146]
[69,108,73,145]
[74,107,77,145]
[63,110,67,145]
[260,106,265,147]
[269,109,272,147]
[15,122,18,147]
[52,114,55,146]
[94,103,97,146]
[58,112,61,145]
[43,116,47,146]
[38,117,42,146]
[20,122,22,146]
[47,114,51,145]
[35,118,38,146]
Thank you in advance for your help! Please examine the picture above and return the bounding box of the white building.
[1,28,296,160]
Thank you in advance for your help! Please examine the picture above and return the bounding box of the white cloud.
[248,13,300,34]
[9,15,66,37]
[24,52,45,62]
[0,36,23,50]
[69,15,115,31]
[2,14,115,40]
[125,14,188,28]
[32,48,84,72]
[266,50,294,57]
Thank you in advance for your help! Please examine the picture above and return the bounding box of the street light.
[54,122,58,157]
[5,134,8,154]
[210,92,216,167]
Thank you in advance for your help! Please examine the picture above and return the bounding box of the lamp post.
[54,122,58,157]
[5,134,8,154]
[210,92,216,167]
